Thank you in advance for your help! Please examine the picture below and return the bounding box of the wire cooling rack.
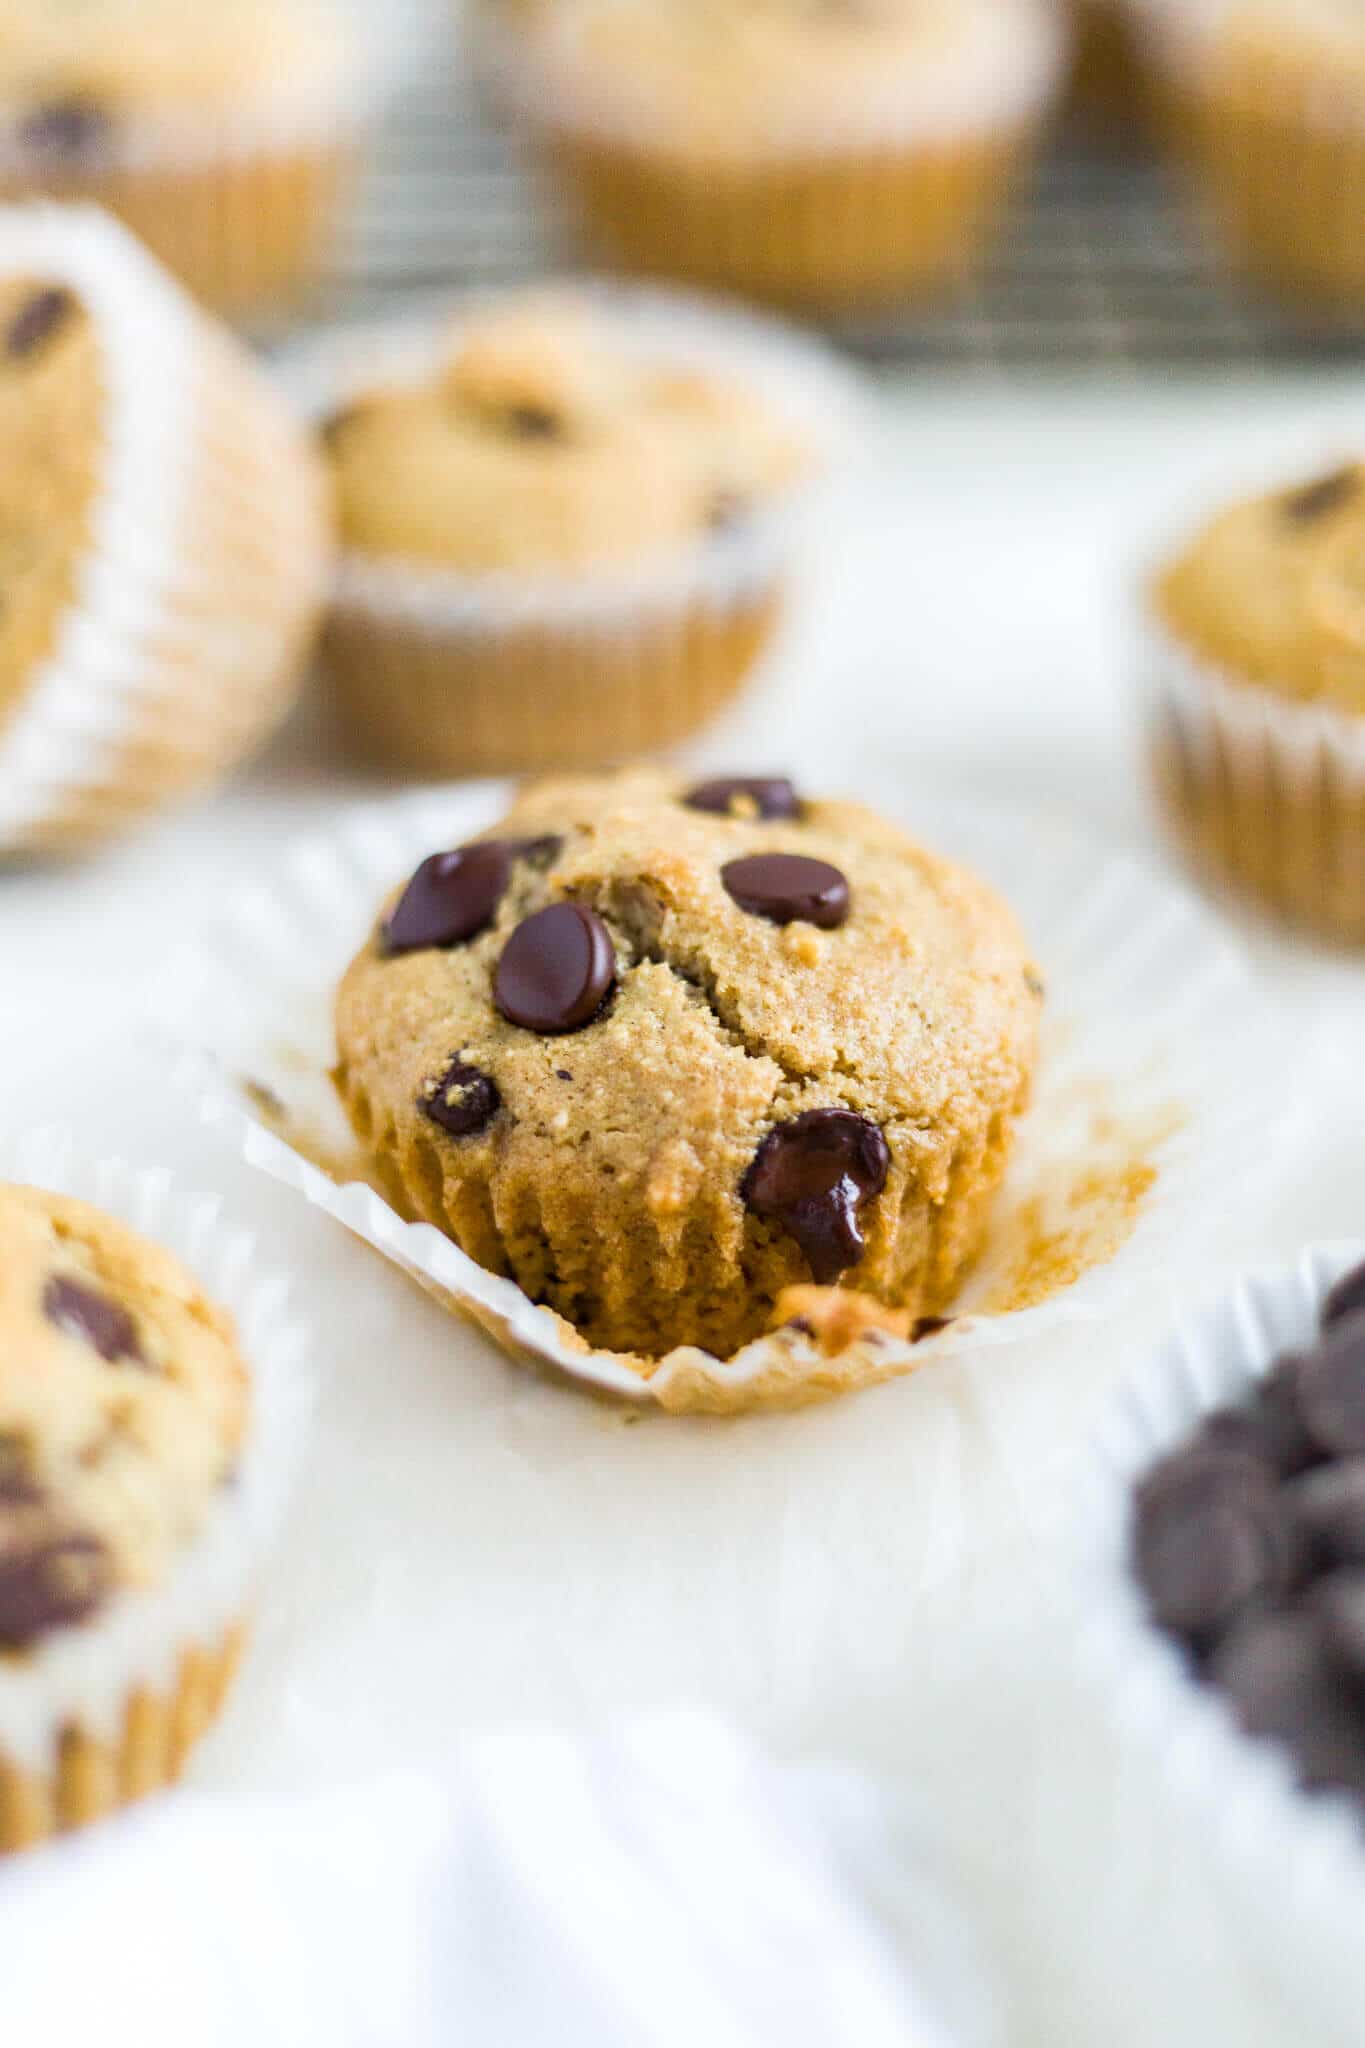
[322,18,1365,375]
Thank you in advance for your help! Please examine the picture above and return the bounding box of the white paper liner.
[484,0,1069,158]
[1077,1242,1365,2041]
[0,1130,312,1777]
[156,782,1271,1411]
[281,282,860,637]
[0,205,324,850]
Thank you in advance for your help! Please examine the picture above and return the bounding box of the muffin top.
[0,0,347,131]
[334,768,1040,1357]
[1153,462,1365,712]
[324,296,808,577]
[0,277,102,742]
[500,0,1066,156]
[0,1186,248,1653]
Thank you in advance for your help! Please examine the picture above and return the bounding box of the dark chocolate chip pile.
[1133,1257,1365,1810]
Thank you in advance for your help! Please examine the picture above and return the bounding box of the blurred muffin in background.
[1132,0,1365,311]
[0,0,366,322]
[314,285,849,777]
[0,206,328,856]
[485,0,1068,311]
[1069,0,1146,141]
[1145,458,1365,941]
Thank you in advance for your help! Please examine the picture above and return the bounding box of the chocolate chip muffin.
[1146,458,1365,940]
[334,769,1041,1366]
[319,288,817,777]
[0,1184,249,1850]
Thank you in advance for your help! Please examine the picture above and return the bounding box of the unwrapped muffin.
[0,1185,249,1850]
[486,0,1068,310]
[316,287,840,777]
[334,768,1041,1365]
[0,204,328,855]
[0,0,366,321]
[1132,0,1365,310]
[1146,458,1365,939]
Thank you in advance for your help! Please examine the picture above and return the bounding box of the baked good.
[0,1184,248,1850]
[1146,458,1365,939]
[488,0,1067,310]
[318,288,828,777]
[0,0,363,321]
[334,768,1041,1367]
[1132,0,1365,309]
[0,205,328,855]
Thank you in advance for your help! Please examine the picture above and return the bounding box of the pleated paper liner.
[162,782,1271,1414]
[0,207,329,856]
[286,286,857,777]
[0,1134,311,1852]
[1078,1243,1365,2044]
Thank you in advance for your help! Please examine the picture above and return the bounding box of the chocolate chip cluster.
[1133,1259,1365,1808]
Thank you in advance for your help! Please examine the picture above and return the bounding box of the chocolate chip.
[494,902,616,1034]
[1323,1260,1365,1334]
[1134,1448,1295,1647]
[706,488,751,534]
[383,841,518,954]
[721,853,849,929]
[420,1059,500,1140]
[555,1069,573,1082]
[5,287,74,361]
[742,1108,890,1284]
[0,1439,39,1507]
[1297,1320,1365,1458]
[506,404,561,439]
[1283,467,1359,525]
[42,1276,142,1365]
[1313,1569,1365,1682]
[1194,1360,1319,1481]
[319,404,365,451]
[1209,1609,1365,1794]
[0,1526,110,1648]
[1290,1460,1365,1571]
[912,1316,953,1343]
[18,97,111,161]
[684,777,801,822]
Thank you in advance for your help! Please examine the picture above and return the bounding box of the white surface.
[6,371,1365,2045]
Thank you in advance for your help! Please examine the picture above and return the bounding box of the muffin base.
[323,588,783,777]
[1147,619,1365,944]
[532,126,1041,310]
[0,143,355,324]
[0,1621,245,1853]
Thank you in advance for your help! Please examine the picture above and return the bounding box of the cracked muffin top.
[1154,461,1365,712]
[334,768,1041,1361]
[0,277,103,742]
[0,1185,248,1654]
[322,292,808,576]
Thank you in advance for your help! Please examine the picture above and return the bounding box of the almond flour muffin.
[1147,459,1365,940]
[1133,0,1365,309]
[489,0,1067,310]
[334,769,1041,1366]
[0,0,363,321]
[0,206,328,855]
[0,1185,248,1851]
[319,290,821,777]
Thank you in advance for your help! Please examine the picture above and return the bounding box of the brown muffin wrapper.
[0,1620,245,1854]
[1146,613,1365,944]
[0,142,357,324]
[13,321,328,856]
[530,124,1044,310]
[323,587,783,778]
[1147,71,1365,310]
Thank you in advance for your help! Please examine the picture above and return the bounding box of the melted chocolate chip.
[684,777,801,822]
[912,1316,953,1343]
[383,841,520,954]
[19,98,111,161]
[1323,1259,1365,1333]
[494,902,616,1035]
[721,853,849,929]
[1283,467,1359,525]
[5,287,74,361]
[742,1108,889,1284]
[420,1059,500,1140]
[42,1276,142,1365]
[0,1526,110,1648]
